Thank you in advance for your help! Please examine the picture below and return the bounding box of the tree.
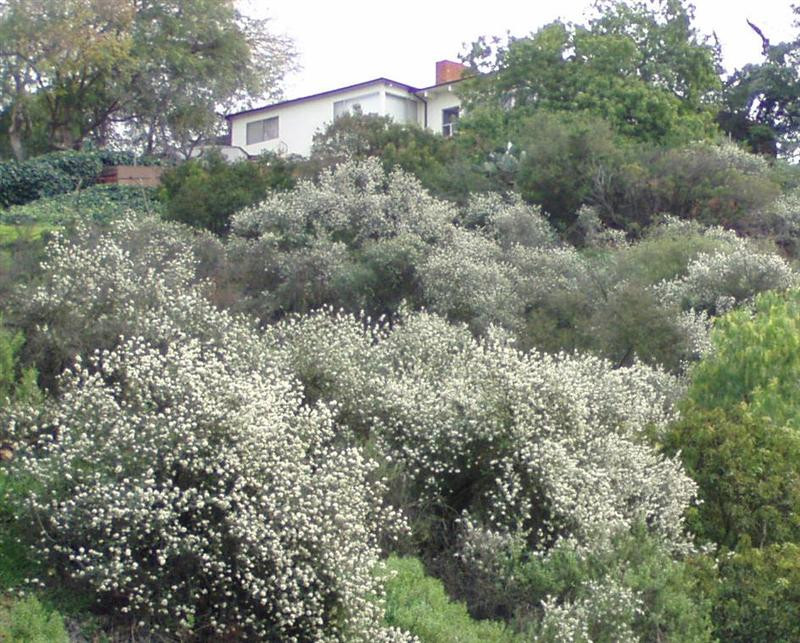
[722,8,800,158]
[459,0,720,147]
[0,0,134,158]
[0,0,296,158]
[120,0,297,157]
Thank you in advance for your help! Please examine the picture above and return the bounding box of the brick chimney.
[435,60,466,85]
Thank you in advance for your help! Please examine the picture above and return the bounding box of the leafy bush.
[510,110,620,230]
[713,544,800,643]
[383,555,517,642]
[685,289,800,421]
[160,150,297,235]
[0,159,73,208]
[595,141,782,234]
[665,406,800,549]
[661,290,800,550]
[0,596,68,643]
[0,184,162,226]
[308,110,490,203]
[0,315,38,408]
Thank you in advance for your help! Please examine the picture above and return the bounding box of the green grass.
[383,556,519,642]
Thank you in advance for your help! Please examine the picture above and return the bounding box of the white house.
[226,60,466,158]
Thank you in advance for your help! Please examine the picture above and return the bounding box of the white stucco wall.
[230,82,426,157]
[229,79,462,158]
[421,84,462,136]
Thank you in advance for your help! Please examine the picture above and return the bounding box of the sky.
[241,0,797,103]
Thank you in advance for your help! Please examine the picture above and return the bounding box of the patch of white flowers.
[231,157,456,246]
[6,216,411,641]
[271,308,693,549]
[654,239,798,313]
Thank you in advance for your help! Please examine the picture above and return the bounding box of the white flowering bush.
[6,214,410,640]
[419,230,525,332]
[268,308,698,634]
[271,308,691,546]
[654,241,798,314]
[231,157,456,247]
[463,193,558,250]
[4,334,406,641]
[14,214,237,387]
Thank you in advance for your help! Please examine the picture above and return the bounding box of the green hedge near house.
[0,150,164,208]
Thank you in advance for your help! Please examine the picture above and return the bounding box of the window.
[442,107,460,137]
[246,116,279,144]
[386,94,418,124]
[333,92,380,119]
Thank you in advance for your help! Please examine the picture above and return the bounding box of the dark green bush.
[159,151,297,235]
[0,150,162,209]
[0,159,73,208]
[713,543,800,643]
[594,141,782,234]
[665,406,800,549]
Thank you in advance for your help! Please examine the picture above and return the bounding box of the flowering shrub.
[231,157,456,247]
[272,308,691,546]
[419,230,524,332]
[268,308,697,634]
[463,193,558,250]
[4,333,406,640]
[654,241,798,314]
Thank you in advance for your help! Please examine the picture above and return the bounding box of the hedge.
[0,150,164,208]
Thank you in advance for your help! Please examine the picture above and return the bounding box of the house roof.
[226,77,420,120]
[225,74,470,121]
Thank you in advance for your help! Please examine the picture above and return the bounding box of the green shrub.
[0,596,68,643]
[383,556,517,642]
[0,315,38,408]
[664,406,800,549]
[0,184,161,226]
[160,151,297,235]
[595,141,781,234]
[456,525,713,642]
[686,289,800,422]
[0,159,73,208]
[713,544,800,643]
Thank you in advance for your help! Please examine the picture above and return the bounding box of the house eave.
[226,77,421,121]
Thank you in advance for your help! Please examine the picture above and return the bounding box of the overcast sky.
[242,0,797,101]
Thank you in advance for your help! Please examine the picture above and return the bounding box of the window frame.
[246,116,279,145]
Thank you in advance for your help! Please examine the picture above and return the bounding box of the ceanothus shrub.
[231,157,456,247]
[271,308,693,548]
[4,331,408,641]
[6,214,410,640]
[270,308,697,635]
[652,228,798,315]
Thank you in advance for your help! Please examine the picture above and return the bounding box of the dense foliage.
[3,0,800,637]
[0,0,296,158]
[159,151,296,235]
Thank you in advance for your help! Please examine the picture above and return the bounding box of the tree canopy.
[459,0,721,146]
[0,0,296,158]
